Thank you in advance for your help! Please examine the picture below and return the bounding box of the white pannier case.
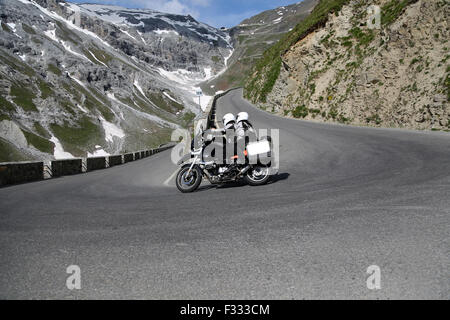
[247,140,271,156]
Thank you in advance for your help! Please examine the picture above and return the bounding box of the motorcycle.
[175,126,272,193]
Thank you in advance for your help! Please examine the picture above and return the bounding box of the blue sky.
[70,0,303,28]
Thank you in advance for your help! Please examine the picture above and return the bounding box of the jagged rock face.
[252,0,449,131]
[0,0,233,161]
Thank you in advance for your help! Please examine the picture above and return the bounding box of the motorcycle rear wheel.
[176,166,203,193]
[245,165,270,186]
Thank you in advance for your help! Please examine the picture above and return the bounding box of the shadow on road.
[195,172,290,192]
[268,172,290,184]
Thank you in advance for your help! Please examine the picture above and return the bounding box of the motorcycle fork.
[187,154,199,176]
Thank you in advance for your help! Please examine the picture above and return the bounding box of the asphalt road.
[0,89,449,299]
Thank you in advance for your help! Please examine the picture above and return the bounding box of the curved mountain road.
[0,89,449,299]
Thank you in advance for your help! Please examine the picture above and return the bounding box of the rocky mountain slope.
[0,0,232,162]
[245,0,449,131]
[201,0,318,94]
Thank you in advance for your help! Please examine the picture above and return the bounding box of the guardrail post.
[82,158,87,173]
[43,160,52,179]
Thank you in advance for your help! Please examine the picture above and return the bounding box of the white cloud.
[148,0,193,15]
[189,0,210,7]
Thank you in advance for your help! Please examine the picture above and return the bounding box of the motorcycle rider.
[192,114,235,150]
[221,113,236,133]
[235,112,258,164]
[203,113,236,137]
[207,113,236,141]
[201,113,236,167]
[221,113,237,164]
[236,112,257,143]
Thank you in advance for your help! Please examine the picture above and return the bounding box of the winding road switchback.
[0,89,449,299]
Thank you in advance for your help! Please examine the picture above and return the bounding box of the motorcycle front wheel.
[176,166,203,193]
[245,165,270,186]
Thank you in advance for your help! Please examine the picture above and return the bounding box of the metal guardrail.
[205,88,242,129]
[0,145,175,187]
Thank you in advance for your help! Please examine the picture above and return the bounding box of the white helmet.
[237,112,249,123]
[222,113,236,128]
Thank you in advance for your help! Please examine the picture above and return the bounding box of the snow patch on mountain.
[43,27,57,42]
[7,22,17,33]
[157,68,197,87]
[88,50,108,67]
[17,53,26,61]
[224,49,234,67]
[204,67,212,79]
[133,80,145,96]
[88,147,110,157]
[77,104,89,113]
[100,117,125,144]
[273,17,283,24]
[154,29,179,36]
[163,92,181,104]
[68,74,87,88]
[120,29,138,41]
[50,136,75,159]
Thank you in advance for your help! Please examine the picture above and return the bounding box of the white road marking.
[164,169,179,186]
